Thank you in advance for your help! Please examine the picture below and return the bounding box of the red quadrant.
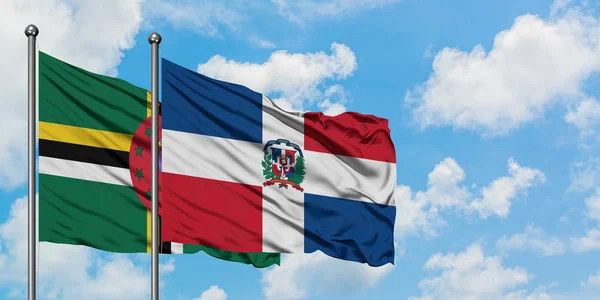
[161,173,263,252]
[304,112,396,163]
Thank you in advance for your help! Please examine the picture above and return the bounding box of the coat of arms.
[262,139,305,192]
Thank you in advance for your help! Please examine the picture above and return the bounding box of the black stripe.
[39,139,129,169]
[161,242,172,254]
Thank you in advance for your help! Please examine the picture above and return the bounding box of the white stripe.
[39,156,131,186]
[170,242,183,254]
[261,96,305,253]
[162,130,264,186]
[303,151,396,206]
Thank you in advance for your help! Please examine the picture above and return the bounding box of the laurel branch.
[262,152,277,180]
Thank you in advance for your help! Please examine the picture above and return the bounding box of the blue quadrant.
[161,58,263,143]
[304,193,396,266]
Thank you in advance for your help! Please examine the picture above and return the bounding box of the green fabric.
[184,245,280,268]
[39,51,147,133]
[39,174,148,253]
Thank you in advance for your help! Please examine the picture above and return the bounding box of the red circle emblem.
[129,116,162,213]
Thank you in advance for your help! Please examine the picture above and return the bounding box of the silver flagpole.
[148,32,162,300]
[25,24,39,300]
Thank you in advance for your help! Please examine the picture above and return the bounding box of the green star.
[145,189,152,200]
[135,168,144,181]
[135,144,143,157]
[144,126,152,139]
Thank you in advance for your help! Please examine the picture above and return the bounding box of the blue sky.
[2,0,600,299]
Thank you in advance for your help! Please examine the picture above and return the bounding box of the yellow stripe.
[39,122,132,151]
[146,90,152,118]
[146,90,152,253]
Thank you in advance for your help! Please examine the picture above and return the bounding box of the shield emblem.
[262,139,305,192]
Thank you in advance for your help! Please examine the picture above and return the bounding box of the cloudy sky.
[1,0,600,299]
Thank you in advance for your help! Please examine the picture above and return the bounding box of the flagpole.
[149,32,162,300]
[25,24,39,300]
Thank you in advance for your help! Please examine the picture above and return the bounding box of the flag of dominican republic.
[160,58,397,266]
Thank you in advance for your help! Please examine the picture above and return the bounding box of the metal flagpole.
[25,24,39,300]
[148,32,162,300]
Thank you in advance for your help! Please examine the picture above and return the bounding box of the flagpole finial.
[24,24,39,37]
[148,32,162,44]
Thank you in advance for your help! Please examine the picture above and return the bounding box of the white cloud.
[318,99,347,116]
[0,196,163,300]
[504,289,552,300]
[143,0,243,37]
[468,158,546,219]
[194,285,228,300]
[0,0,145,189]
[422,157,471,209]
[424,44,434,58]
[569,156,600,192]
[197,42,356,113]
[550,0,574,17]
[581,270,600,289]
[496,225,566,256]
[394,184,444,238]
[529,270,600,299]
[571,228,600,253]
[406,4,600,136]
[316,85,348,116]
[570,187,600,253]
[160,257,176,274]
[144,0,397,47]
[409,244,535,300]
[585,188,600,222]
[260,252,394,300]
[395,158,468,237]
[565,97,600,136]
[272,0,401,25]
[158,257,176,289]
[72,255,151,300]
[248,35,277,49]
[396,157,545,237]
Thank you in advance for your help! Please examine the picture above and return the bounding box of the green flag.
[38,51,279,268]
